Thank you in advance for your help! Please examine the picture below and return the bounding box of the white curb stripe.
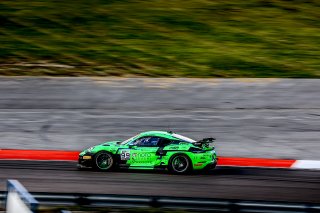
[291,160,320,170]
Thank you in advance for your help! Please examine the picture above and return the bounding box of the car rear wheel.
[168,154,191,174]
[93,151,114,171]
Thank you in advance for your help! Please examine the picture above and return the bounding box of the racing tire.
[168,154,192,174]
[93,151,115,171]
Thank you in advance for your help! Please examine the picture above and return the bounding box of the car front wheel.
[93,151,114,171]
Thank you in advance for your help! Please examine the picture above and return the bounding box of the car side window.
[158,138,172,147]
[131,137,161,147]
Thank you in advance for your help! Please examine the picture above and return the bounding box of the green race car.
[78,131,217,174]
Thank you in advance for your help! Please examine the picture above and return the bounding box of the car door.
[128,136,160,168]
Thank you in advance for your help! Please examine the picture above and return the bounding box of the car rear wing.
[192,137,215,147]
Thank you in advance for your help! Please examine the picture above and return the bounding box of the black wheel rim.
[96,153,113,170]
[172,155,189,173]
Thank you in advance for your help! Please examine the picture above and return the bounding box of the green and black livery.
[78,131,217,174]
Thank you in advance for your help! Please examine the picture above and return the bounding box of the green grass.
[0,0,320,77]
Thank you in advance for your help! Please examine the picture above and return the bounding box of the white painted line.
[291,160,320,170]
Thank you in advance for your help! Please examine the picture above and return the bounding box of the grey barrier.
[1,191,320,213]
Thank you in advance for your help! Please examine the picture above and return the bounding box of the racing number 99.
[121,150,130,160]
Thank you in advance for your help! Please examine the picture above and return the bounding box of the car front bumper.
[78,155,94,169]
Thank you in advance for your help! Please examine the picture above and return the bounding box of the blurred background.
[0,0,319,77]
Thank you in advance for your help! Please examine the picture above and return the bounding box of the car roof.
[137,131,195,142]
[138,131,174,138]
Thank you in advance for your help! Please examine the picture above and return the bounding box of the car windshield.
[121,135,138,145]
[172,133,196,143]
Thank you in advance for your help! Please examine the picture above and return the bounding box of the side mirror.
[129,145,137,149]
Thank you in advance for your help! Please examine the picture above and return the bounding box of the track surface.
[0,160,319,203]
[1,78,319,207]
[1,77,320,159]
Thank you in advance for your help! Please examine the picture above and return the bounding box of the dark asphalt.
[0,160,319,203]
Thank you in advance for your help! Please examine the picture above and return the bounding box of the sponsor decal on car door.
[129,147,158,167]
[126,136,161,167]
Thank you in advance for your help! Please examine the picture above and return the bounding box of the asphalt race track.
[1,77,320,159]
[1,77,320,205]
[0,160,319,203]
